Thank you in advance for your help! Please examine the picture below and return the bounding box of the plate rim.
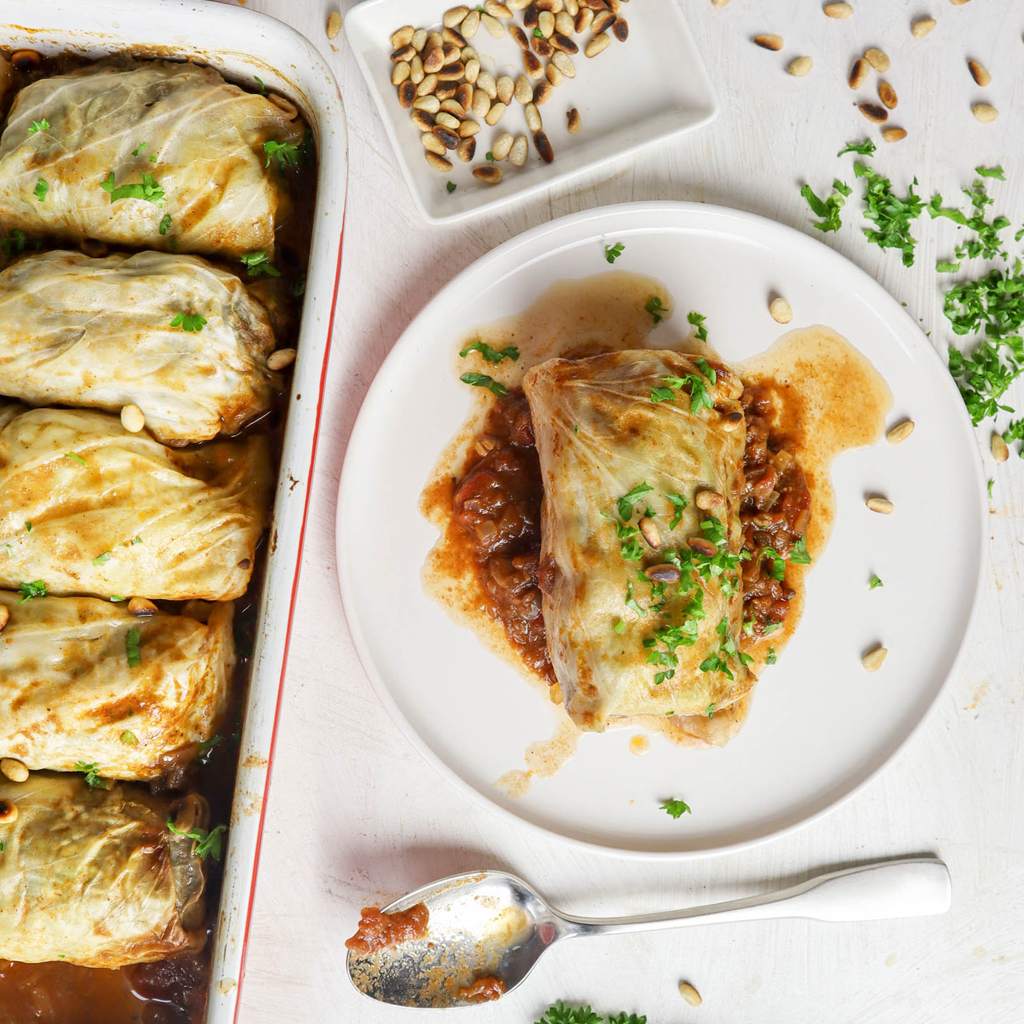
[335,199,988,859]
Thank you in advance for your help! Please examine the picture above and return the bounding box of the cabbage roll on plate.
[0,250,279,444]
[0,593,234,780]
[0,403,272,601]
[0,774,208,967]
[0,61,304,257]
[523,350,754,730]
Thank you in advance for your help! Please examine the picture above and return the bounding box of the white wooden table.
[222,0,1024,1020]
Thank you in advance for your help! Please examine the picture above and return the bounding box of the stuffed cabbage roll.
[0,61,304,257]
[523,350,754,730]
[0,250,279,444]
[0,404,272,601]
[0,774,208,967]
[0,593,234,779]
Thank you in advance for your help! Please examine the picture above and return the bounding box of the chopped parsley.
[660,798,691,819]
[291,272,306,298]
[616,482,654,521]
[460,372,508,398]
[643,616,701,684]
[837,138,876,157]
[623,580,646,617]
[693,356,717,383]
[604,242,625,263]
[706,703,716,718]
[29,118,49,134]
[988,479,994,497]
[699,617,753,680]
[789,536,812,564]
[255,75,266,95]
[651,373,713,413]
[131,141,147,156]
[18,580,46,603]
[33,178,48,202]
[91,551,112,566]
[159,214,172,235]
[975,165,1005,180]
[459,340,519,364]
[1,228,28,255]
[24,522,32,532]
[664,492,688,530]
[687,310,708,341]
[263,140,301,170]
[238,250,281,278]
[110,595,126,602]
[937,261,961,273]
[928,182,1011,263]
[74,762,108,789]
[197,734,224,765]
[446,181,456,193]
[855,163,925,266]
[120,730,138,745]
[799,179,850,233]
[170,312,207,332]
[166,820,227,860]
[766,647,777,664]
[125,627,142,668]
[869,574,883,590]
[64,451,87,466]
[100,171,166,204]
[613,618,626,634]
[645,295,667,323]
[536,1004,647,1024]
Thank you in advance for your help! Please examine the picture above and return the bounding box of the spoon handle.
[559,858,951,938]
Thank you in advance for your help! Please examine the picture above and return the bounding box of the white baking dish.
[0,2,347,1021]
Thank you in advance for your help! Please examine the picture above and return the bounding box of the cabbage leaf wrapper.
[0,774,209,967]
[0,250,279,444]
[0,593,234,779]
[523,350,754,730]
[0,404,272,601]
[0,61,304,257]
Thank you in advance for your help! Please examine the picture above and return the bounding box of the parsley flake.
[800,180,849,233]
[254,75,266,95]
[789,536,812,564]
[170,312,207,332]
[64,451,87,466]
[74,761,108,789]
[459,340,519,364]
[29,118,49,134]
[660,798,691,819]
[121,730,138,745]
[869,574,883,590]
[645,295,667,323]
[91,551,111,566]
[263,140,301,170]
[460,372,508,398]
[33,178,48,202]
[664,492,688,530]
[687,310,708,341]
[125,627,142,668]
[975,166,1005,180]
[766,647,777,664]
[604,242,625,263]
[18,580,46,603]
[166,820,227,860]
[446,180,456,193]
[239,250,281,278]
[616,482,654,521]
[837,138,876,157]
[100,171,166,205]
[159,214,172,235]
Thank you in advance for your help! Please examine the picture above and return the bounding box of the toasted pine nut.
[525,101,543,131]
[866,496,894,514]
[788,55,813,76]
[433,125,461,150]
[534,130,554,162]
[552,50,576,77]
[565,0,579,13]
[547,62,564,86]
[535,0,562,11]
[555,10,574,34]
[457,137,476,162]
[679,983,702,1007]
[435,111,461,131]
[496,75,514,104]
[823,2,853,16]
[461,10,480,37]
[484,0,513,17]
[514,75,534,104]
[476,71,497,99]
[769,297,792,323]
[509,134,529,166]
[473,165,503,184]
[458,118,481,137]
[392,61,411,85]
[425,151,453,172]
[485,101,507,126]
[575,8,594,32]
[411,28,428,51]
[864,47,889,71]
[754,34,784,50]
[911,17,935,37]
[409,56,425,84]
[456,83,473,109]
[848,57,869,89]
[613,18,628,41]
[480,12,505,37]
[510,24,530,50]
[129,596,158,616]
[551,32,579,53]
[688,537,718,557]
[882,126,907,142]
[992,433,1010,463]
[437,61,466,81]
[120,403,146,433]
[585,33,611,57]
[398,82,416,108]
[0,758,28,783]
[391,44,415,63]
[444,6,470,27]
[492,132,514,160]
[646,563,681,583]
[390,25,414,48]
[464,58,481,83]
[413,94,441,113]
[886,420,915,444]
[972,103,998,122]
[326,11,342,39]
[523,50,544,78]
[968,59,991,87]
[538,10,556,36]
[592,10,615,33]
[878,80,897,108]
[533,80,553,105]
[443,27,467,48]
[533,37,555,58]
[423,132,447,155]
[411,109,434,131]
[267,347,297,369]
[0,800,18,825]
[471,89,491,117]
[416,73,438,97]
[524,4,540,28]
[862,646,887,672]
[859,101,888,122]
[638,517,661,548]
[566,106,581,132]
[427,31,444,50]
[695,489,726,514]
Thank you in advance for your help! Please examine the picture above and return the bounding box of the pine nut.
[688,537,718,557]
[120,403,146,432]
[695,489,726,514]
[129,597,158,616]
[525,101,543,131]
[646,563,681,583]
[862,646,887,672]
[392,61,411,85]
[485,101,507,125]
[0,758,28,783]
[878,81,897,108]
[461,44,479,61]
[459,119,481,137]
[566,106,581,132]
[473,165,503,184]
[440,99,466,118]
[443,26,467,47]
[886,420,915,444]
[585,33,611,57]
[679,983,702,1007]
[535,0,562,11]
[754,34,784,51]
[613,18,629,41]
[416,74,438,97]
[864,47,889,71]
[849,57,869,88]
[456,83,473,109]
[592,10,615,33]
[991,433,1010,462]
[509,134,529,166]
[788,55,813,76]
[425,151,453,172]
[859,101,888,122]
[497,75,514,104]
[514,75,534,103]
[638,517,661,548]
[326,11,342,39]
[436,82,458,101]
[769,296,792,323]
[882,126,907,142]
[547,62,564,86]
[0,605,7,634]
[435,111,461,131]
[968,59,991,87]
[555,10,574,34]
[464,58,480,83]
[539,10,556,36]
[534,130,554,162]
[911,18,935,37]
[444,6,470,27]
[565,0,579,14]
[411,28,428,51]
[524,4,540,28]
[411,109,434,131]
[391,44,415,63]
[432,126,460,151]
[552,50,576,77]
[575,8,594,32]
[422,132,446,154]
[457,137,476,162]
[476,71,497,99]
[410,56,425,84]
[472,88,491,117]
[823,2,853,16]
[492,132,514,160]
[427,31,444,50]
[484,0,513,17]
[398,81,416,108]
[437,62,466,81]
[414,95,441,113]
[481,12,506,37]
[510,24,530,50]
[524,50,544,78]
[552,32,578,53]
[972,103,998,122]
[866,496,894,514]
[441,41,460,62]
[0,800,18,824]
[391,26,414,48]
[533,37,555,58]
[461,10,480,37]
[534,80,553,105]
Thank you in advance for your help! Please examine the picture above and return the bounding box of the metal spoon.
[347,857,951,1007]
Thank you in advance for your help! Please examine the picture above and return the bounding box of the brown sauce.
[344,904,430,956]
[0,48,317,1023]
[457,976,506,1003]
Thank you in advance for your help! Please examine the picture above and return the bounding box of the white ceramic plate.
[344,0,717,222]
[337,202,986,856]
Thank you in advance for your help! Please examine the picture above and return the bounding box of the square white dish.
[345,0,718,222]
[0,2,348,1022]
